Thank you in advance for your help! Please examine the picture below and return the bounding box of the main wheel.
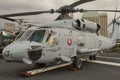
[89,55,96,60]
[72,57,82,70]
[93,55,96,60]
[89,56,93,60]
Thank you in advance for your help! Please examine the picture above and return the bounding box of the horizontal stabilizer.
[78,48,100,53]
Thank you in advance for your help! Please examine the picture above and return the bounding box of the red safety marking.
[20,72,31,76]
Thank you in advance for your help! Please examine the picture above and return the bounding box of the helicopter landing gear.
[72,57,82,70]
[89,55,96,60]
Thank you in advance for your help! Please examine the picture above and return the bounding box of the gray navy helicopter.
[1,0,120,70]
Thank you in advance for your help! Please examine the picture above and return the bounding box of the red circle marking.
[67,38,72,46]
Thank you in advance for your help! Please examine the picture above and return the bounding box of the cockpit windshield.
[20,30,46,43]
[19,30,33,41]
[15,31,25,41]
[28,30,46,42]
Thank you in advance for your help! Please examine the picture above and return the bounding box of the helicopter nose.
[2,41,31,62]
[27,47,42,61]
[2,51,13,62]
[2,41,43,63]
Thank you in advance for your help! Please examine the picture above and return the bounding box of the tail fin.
[110,24,119,42]
[109,7,120,42]
[110,19,120,42]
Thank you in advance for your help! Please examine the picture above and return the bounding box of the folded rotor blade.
[116,16,120,19]
[0,17,16,22]
[80,9,120,12]
[108,16,120,27]
[0,10,51,17]
[108,22,113,27]
[69,0,95,9]
[112,22,115,34]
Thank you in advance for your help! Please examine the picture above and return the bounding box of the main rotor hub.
[58,6,72,13]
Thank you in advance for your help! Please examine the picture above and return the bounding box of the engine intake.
[72,19,101,33]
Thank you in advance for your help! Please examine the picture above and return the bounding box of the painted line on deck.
[97,56,120,60]
[88,60,120,67]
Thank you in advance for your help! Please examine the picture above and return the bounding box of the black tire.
[89,55,96,60]
[93,55,96,60]
[89,56,93,60]
[72,57,82,70]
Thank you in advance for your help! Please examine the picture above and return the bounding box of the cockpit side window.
[28,30,46,43]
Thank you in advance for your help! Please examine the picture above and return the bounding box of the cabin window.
[47,31,58,46]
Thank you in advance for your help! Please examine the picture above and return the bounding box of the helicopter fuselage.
[2,20,115,65]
